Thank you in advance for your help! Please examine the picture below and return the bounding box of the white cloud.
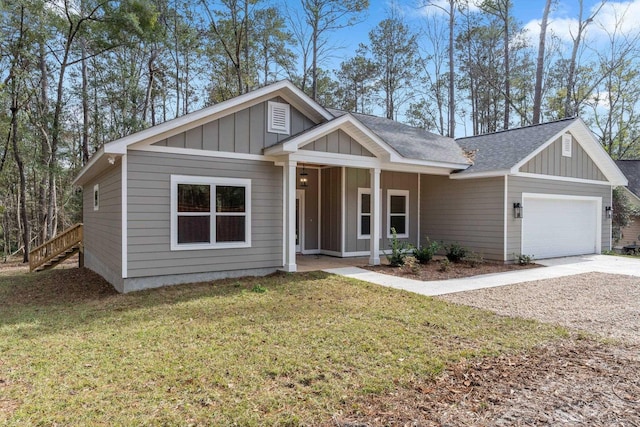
[415,0,481,18]
[522,0,640,48]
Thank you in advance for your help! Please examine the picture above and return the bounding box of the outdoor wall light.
[299,165,308,188]
[513,202,523,218]
[605,206,613,219]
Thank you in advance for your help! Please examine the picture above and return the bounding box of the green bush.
[444,242,468,263]
[385,228,411,267]
[514,253,535,265]
[413,238,440,264]
[464,252,484,268]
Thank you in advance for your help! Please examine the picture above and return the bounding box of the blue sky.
[326,0,639,61]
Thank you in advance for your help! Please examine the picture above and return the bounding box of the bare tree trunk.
[502,2,510,130]
[448,0,455,137]
[532,0,552,124]
[81,38,90,164]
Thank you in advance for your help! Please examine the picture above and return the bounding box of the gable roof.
[74,80,333,186]
[265,108,470,168]
[455,117,627,185]
[456,118,578,174]
[615,160,640,199]
[330,109,470,166]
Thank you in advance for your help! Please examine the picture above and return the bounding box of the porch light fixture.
[605,206,613,219]
[299,165,308,188]
[513,202,523,219]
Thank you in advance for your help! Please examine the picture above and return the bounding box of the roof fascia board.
[511,171,613,186]
[566,120,628,186]
[449,170,510,180]
[510,122,574,172]
[510,119,627,186]
[265,114,398,160]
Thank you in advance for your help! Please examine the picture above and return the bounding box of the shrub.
[413,238,440,264]
[464,252,484,268]
[515,253,535,265]
[385,228,411,267]
[444,242,467,263]
[439,258,451,272]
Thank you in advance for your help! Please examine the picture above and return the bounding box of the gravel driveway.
[439,272,640,345]
[339,271,640,426]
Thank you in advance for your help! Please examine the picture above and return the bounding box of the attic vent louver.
[268,101,290,135]
[562,133,572,157]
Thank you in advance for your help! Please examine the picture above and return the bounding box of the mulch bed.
[364,256,540,281]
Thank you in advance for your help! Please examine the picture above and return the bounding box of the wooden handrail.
[29,223,83,271]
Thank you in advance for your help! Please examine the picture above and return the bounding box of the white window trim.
[170,175,252,251]
[93,184,99,211]
[387,189,409,239]
[357,188,371,239]
[357,188,383,240]
[267,101,290,135]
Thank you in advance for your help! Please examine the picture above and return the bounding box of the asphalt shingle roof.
[615,160,640,198]
[455,118,579,174]
[326,108,470,166]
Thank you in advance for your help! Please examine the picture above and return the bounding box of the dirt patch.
[336,272,640,426]
[364,256,539,281]
[336,339,640,426]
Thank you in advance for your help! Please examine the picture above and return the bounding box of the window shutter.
[562,133,572,157]
[268,101,290,134]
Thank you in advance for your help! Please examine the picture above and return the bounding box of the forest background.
[1,0,639,261]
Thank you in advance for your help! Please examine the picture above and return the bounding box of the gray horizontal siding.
[153,97,315,154]
[83,160,122,288]
[520,135,607,181]
[420,175,504,260]
[507,175,612,258]
[301,129,374,157]
[126,150,283,278]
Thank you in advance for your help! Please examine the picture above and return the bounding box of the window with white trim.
[93,184,99,211]
[267,101,290,134]
[358,188,371,239]
[387,189,409,238]
[171,175,251,250]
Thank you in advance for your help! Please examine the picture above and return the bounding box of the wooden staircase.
[29,223,84,272]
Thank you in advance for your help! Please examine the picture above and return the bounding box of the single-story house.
[74,80,628,292]
[614,160,640,248]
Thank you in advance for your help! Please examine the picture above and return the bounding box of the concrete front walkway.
[323,255,640,296]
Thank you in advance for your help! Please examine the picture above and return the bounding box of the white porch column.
[284,160,297,272]
[369,168,381,265]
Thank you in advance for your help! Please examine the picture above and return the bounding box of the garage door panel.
[522,197,599,259]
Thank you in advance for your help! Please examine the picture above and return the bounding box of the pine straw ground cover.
[0,266,567,426]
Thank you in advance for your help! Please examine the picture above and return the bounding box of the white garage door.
[522,195,600,259]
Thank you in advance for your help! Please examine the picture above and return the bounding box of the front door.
[296,189,304,253]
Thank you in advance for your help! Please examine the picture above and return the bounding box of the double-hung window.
[357,188,371,239]
[171,175,251,250]
[387,189,409,238]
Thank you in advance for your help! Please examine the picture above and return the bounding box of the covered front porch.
[264,111,470,273]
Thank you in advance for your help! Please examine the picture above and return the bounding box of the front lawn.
[0,267,566,425]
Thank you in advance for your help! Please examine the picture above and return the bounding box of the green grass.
[0,267,567,425]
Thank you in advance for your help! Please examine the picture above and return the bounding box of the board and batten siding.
[126,150,283,279]
[507,176,612,258]
[152,97,315,154]
[343,169,419,253]
[420,175,504,260]
[83,161,123,289]
[520,135,607,181]
[300,129,375,157]
[320,167,342,252]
